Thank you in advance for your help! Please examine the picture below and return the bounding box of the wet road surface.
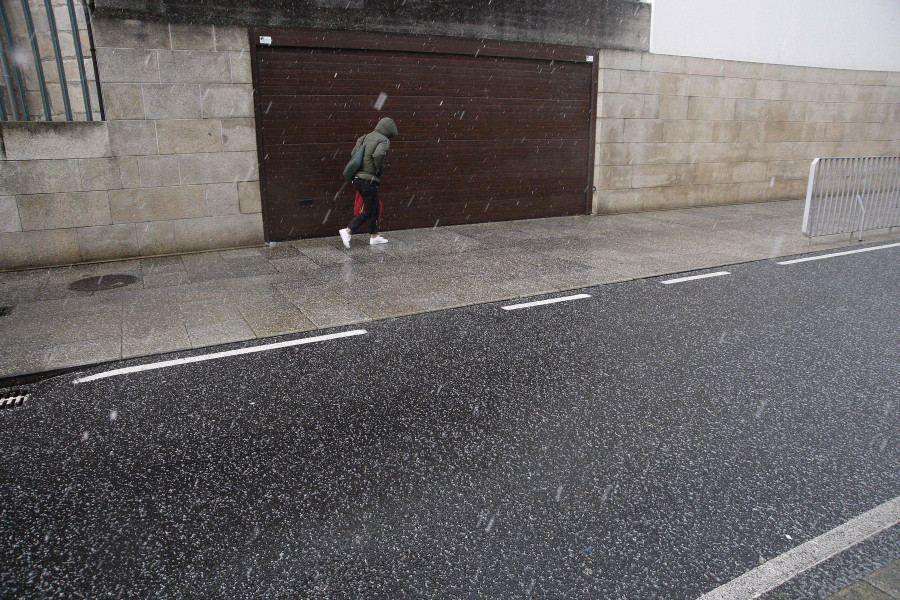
[1,244,898,599]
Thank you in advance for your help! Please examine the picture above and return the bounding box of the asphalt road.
[1,244,898,599]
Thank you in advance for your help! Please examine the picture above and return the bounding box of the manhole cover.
[68,274,138,292]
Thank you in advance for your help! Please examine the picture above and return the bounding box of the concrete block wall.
[4,21,899,269]
[0,19,263,270]
[593,50,900,214]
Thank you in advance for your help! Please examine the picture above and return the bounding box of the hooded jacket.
[352,117,398,184]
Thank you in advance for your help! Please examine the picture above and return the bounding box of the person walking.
[339,117,399,248]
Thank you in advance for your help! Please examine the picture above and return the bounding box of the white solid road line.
[72,329,368,384]
[501,293,591,311]
[661,271,731,285]
[697,495,900,600]
[777,242,900,265]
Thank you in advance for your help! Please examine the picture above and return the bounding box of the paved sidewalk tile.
[122,325,192,360]
[186,319,256,348]
[276,283,372,329]
[1,199,898,380]
[828,582,890,600]
[824,561,900,600]
[47,337,122,370]
[867,561,900,598]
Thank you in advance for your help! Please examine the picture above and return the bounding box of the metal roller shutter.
[251,30,597,241]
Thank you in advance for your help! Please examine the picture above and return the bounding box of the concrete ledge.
[0,160,83,196]
[0,121,111,161]
[92,1,651,52]
[91,18,171,50]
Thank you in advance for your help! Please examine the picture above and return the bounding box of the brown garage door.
[251,30,597,241]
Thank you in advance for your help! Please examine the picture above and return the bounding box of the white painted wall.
[648,0,900,72]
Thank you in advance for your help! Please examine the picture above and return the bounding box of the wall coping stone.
[91,0,651,52]
[0,121,111,161]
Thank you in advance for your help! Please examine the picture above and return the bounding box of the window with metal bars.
[0,0,104,122]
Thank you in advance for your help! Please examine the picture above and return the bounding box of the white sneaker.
[339,228,351,248]
[369,235,389,245]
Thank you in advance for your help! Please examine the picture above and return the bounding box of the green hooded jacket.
[351,117,398,184]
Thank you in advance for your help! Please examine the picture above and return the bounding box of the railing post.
[81,0,104,121]
[0,1,28,120]
[890,156,900,231]
[18,0,53,120]
[0,37,10,120]
[855,194,866,242]
[66,0,92,120]
[44,0,73,120]
[802,158,818,240]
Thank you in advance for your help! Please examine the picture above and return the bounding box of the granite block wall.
[0,19,263,270]
[593,50,900,214]
[3,18,899,270]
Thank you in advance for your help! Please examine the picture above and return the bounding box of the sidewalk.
[824,560,900,600]
[1,198,896,381]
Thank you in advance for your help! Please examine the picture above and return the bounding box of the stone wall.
[0,19,263,270]
[4,18,900,270]
[91,0,651,53]
[593,51,900,214]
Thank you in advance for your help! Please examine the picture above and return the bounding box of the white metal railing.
[801,156,900,244]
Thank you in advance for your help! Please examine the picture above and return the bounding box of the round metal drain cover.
[68,274,138,292]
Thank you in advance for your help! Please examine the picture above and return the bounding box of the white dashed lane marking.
[777,242,900,265]
[661,271,731,285]
[501,293,592,311]
[73,329,368,384]
[697,495,900,600]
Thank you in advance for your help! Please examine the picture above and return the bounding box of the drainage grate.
[0,306,11,317]
[0,389,31,410]
[68,274,138,292]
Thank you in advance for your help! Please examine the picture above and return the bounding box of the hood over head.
[375,117,398,138]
